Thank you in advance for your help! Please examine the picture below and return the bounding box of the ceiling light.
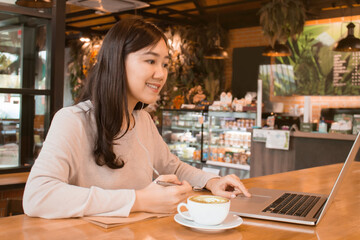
[204,1,228,60]
[80,37,91,43]
[204,45,228,59]
[262,42,291,57]
[15,0,52,8]
[333,22,360,52]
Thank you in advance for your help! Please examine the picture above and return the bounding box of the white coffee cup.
[177,195,230,225]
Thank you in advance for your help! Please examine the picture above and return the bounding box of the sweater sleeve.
[23,108,135,219]
[145,112,219,188]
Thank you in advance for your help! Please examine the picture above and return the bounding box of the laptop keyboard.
[262,193,320,217]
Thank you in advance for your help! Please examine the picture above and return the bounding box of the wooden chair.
[5,198,24,217]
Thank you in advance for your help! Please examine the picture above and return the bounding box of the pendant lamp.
[333,22,360,52]
[204,0,228,60]
[204,36,228,59]
[262,42,291,57]
[15,0,52,8]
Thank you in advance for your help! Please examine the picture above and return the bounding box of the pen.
[155,180,203,191]
[155,180,182,187]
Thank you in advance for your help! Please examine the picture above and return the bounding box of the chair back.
[5,198,24,217]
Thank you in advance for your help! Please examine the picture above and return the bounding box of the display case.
[160,109,208,165]
[160,109,256,178]
[206,111,256,173]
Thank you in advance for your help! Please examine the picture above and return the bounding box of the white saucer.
[174,212,243,232]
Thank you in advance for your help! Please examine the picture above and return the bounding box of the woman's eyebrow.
[143,51,170,59]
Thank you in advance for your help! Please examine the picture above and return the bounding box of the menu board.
[351,52,360,86]
[333,52,360,87]
[333,54,347,87]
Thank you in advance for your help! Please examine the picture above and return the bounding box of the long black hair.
[77,18,167,169]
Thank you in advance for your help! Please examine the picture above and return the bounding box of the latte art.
[190,195,229,204]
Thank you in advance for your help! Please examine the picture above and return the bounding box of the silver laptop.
[230,133,360,226]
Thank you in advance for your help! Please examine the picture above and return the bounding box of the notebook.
[230,133,360,226]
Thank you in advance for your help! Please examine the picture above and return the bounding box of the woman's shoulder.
[134,109,153,123]
[134,109,159,133]
[55,101,92,117]
[52,101,93,127]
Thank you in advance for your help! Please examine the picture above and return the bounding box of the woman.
[23,18,250,219]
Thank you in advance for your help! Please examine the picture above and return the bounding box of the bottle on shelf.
[318,117,327,133]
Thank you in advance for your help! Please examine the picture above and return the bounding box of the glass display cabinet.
[160,109,256,178]
[206,111,256,174]
[160,109,208,166]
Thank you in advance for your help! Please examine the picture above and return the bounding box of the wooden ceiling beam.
[67,12,121,24]
[153,5,204,23]
[160,0,260,16]
[145,0,193,10]
[74,20,117,30]
[66,9,96,19]
[313,6,360,19]
[192,0,206,15]
[66,25,107,36]
[140,10,194,25]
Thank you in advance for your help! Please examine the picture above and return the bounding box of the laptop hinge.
[313,201,325,219]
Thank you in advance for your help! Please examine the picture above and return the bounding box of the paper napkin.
[83,212,171,229]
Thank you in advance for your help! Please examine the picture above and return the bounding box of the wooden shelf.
[206,160,250,170]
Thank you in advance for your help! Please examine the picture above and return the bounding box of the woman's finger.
[176,180,192,193]
[155,174,182,185]
[212,175,250,198]
[226,175,251,197]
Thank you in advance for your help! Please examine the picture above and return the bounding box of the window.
[0,11,51,170]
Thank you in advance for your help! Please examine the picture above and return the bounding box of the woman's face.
[125,39,169,109]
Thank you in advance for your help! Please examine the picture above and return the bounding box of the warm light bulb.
[80,37,90,43]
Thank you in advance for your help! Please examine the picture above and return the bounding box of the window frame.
[0,1,65,174]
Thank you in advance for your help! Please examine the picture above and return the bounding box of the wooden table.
[1,162,359,240]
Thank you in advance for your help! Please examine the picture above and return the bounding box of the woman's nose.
[153,64,167,79]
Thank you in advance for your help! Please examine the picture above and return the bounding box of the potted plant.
[259,0,306,47]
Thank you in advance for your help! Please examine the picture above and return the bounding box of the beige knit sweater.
[23,101,217,219]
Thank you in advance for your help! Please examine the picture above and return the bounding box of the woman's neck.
[123,112,135,131]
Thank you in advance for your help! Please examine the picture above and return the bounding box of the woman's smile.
[146,82,161,92]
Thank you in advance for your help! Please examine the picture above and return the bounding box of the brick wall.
[225,16,360,122]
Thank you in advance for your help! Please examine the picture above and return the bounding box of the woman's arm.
[23,107,136,219]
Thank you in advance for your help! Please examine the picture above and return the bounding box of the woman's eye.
[163,63,169,68]
[146,60,155,64]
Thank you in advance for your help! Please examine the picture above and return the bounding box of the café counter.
[1,162,359,240]
[250,131,359,177]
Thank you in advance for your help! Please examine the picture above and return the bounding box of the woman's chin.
[142,99,157,105]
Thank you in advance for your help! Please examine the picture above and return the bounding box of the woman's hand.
[132,175,192,214]
[205,174,251,199]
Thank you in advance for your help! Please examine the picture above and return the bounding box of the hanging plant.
[259,0,306,46]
